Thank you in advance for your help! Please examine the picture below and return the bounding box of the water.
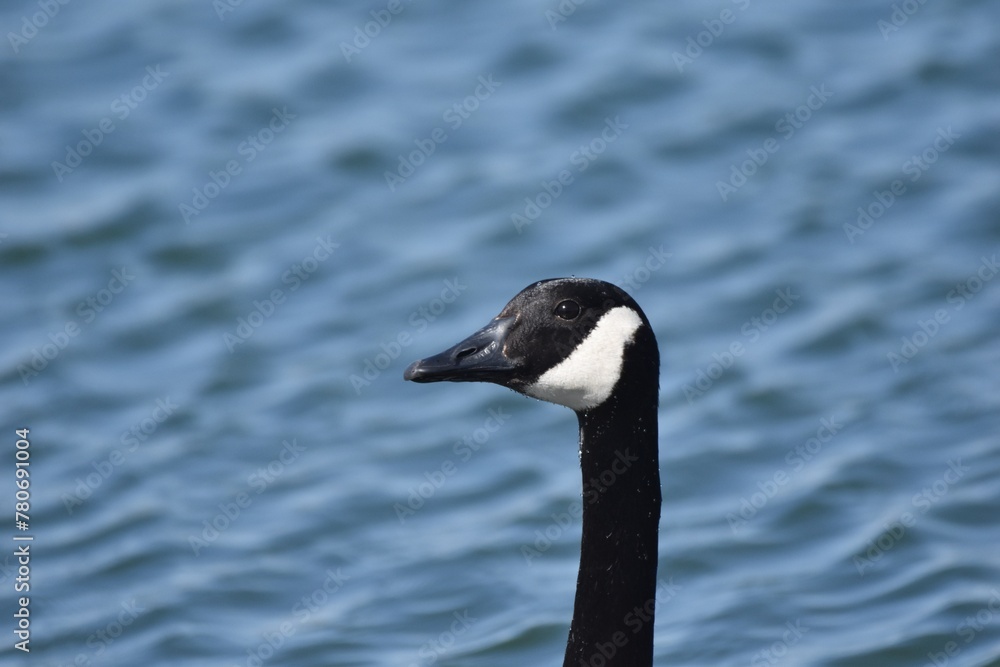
[2,0,999,665]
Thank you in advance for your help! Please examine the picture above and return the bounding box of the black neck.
[563,369,661,667]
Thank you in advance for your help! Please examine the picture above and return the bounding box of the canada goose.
[404,277,661,666]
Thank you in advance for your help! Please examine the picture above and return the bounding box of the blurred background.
[2,0,999,665]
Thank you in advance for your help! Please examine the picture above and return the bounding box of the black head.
[403,278,658,413]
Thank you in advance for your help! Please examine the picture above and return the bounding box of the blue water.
[2,0,1000,665]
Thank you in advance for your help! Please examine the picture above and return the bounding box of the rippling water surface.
[2,1,1000,665]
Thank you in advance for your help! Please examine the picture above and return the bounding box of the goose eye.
[554,300,581,320]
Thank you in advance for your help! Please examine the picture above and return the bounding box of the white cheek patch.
[524,306,643,411]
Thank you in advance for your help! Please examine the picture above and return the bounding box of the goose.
[403,277,661,667]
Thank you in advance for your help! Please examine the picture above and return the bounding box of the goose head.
[403,277,657,413]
